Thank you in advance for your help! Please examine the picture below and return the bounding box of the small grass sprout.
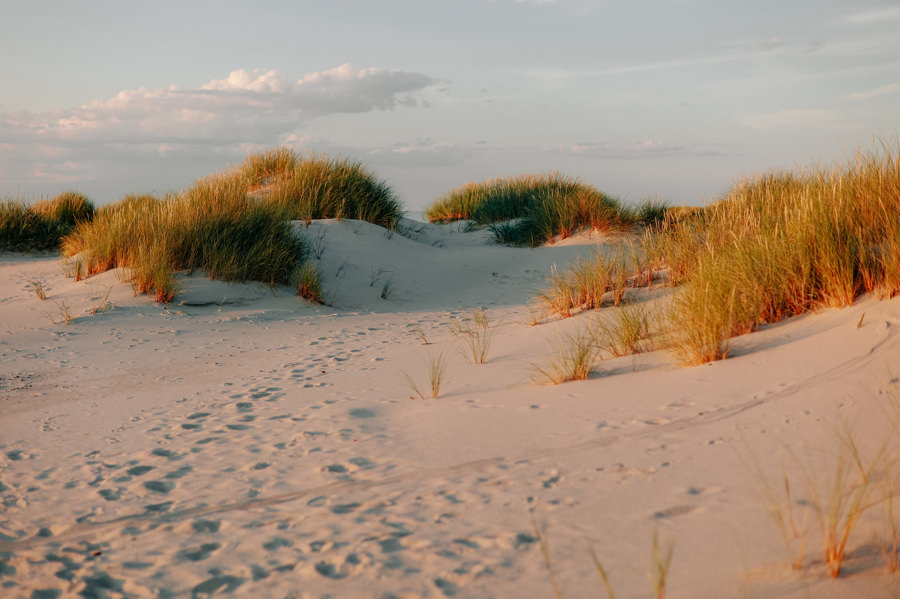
[369,266,389,287]
[402,351,448,399]
[89,286,113,315]
[588,545,616,599]
[593,302,653,358]
[408,324,429,345]
[293,261,323,304]
[531,328,600,385]
[649,528,675,599]
[449,308,493,364]
[380,279,394,300]
[532,520,563,599]
[29,280,47,301]
[44,300,74,326]
[805,422,889,578]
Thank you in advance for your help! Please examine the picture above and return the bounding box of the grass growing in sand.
[62,190,307,303]
[534,522,675,599]
[246,147,402,229]
[531,328,600,385]
[746,385,900,578]
[536,246,634,319]
[424,173,665,246]
[534,144,900,367]
[1,192,95,251]
[651,145,900,365]
[58,148,404,303]
[403,350,448,399]
[450,308,493,364]
[592,302,654,358]
[29,280,47,301]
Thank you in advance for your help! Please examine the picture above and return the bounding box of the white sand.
[1,218,899,598]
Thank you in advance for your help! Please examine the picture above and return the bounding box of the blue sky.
[1,0,898,212]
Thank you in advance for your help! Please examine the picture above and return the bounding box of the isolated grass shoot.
[531,328,600,385]
[402,351,448,399]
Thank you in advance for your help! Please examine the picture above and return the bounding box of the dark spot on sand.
[144,480,174,494]
[177,543,220,562]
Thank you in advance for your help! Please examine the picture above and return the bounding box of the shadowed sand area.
[1,217,899,598]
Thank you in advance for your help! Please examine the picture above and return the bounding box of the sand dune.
[1,218,899,598]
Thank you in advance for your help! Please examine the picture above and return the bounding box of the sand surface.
[1,218,899,598]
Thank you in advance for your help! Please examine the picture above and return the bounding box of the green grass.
[425,173,630,246]
[1,191,95,251]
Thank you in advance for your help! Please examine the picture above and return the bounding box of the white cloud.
[0,65,437,193]
[844,81,900,102]
[0,64,436,147]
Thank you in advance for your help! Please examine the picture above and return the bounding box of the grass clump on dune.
[60,147,403,303]
[243,148,402,229]
[63,178,313,304]
[1,191,94,251]
[528,144,899,367]
[424,173,632,246]
[536,246,633,318]
[656,145,900,364]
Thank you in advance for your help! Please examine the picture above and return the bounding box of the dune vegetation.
[1,191,95,251]
[58,148,402,303]
[424,173,668,246]
[537,144,900,367]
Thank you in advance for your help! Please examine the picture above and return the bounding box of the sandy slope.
[1,218,899,598]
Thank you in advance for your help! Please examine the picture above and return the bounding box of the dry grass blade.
[533,520,563,599]
[593,302,653,358]
[531,328,599,385]
[403,351,448,399]
[588,545,616,599]
[649,528,675,599]
[29,280,47,300]
[450,308,493,364]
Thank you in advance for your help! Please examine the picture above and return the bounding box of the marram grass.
[1,191,95,251]
[425,173,641,246]
[58,148,404,303]
[655,145,900,364]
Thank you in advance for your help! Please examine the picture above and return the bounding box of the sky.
[1,0,898,213]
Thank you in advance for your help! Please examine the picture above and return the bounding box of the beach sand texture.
[1,218,899,598]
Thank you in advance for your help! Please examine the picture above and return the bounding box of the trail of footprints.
[0,318,714,597]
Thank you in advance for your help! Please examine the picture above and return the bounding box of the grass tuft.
[293,261,324,304]
[1,191,95,251]
[29,280,47,301]
[646,144,900,365]
[403,351,448,399]
[531,328,600,385]
[58,148,400,302]
[449,308,493,364]
[425,173,628,246]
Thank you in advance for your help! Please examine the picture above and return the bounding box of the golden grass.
[650,145,900,365]
[531,328,599,385]
[403,351,448,399]
[450,308,493,364]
